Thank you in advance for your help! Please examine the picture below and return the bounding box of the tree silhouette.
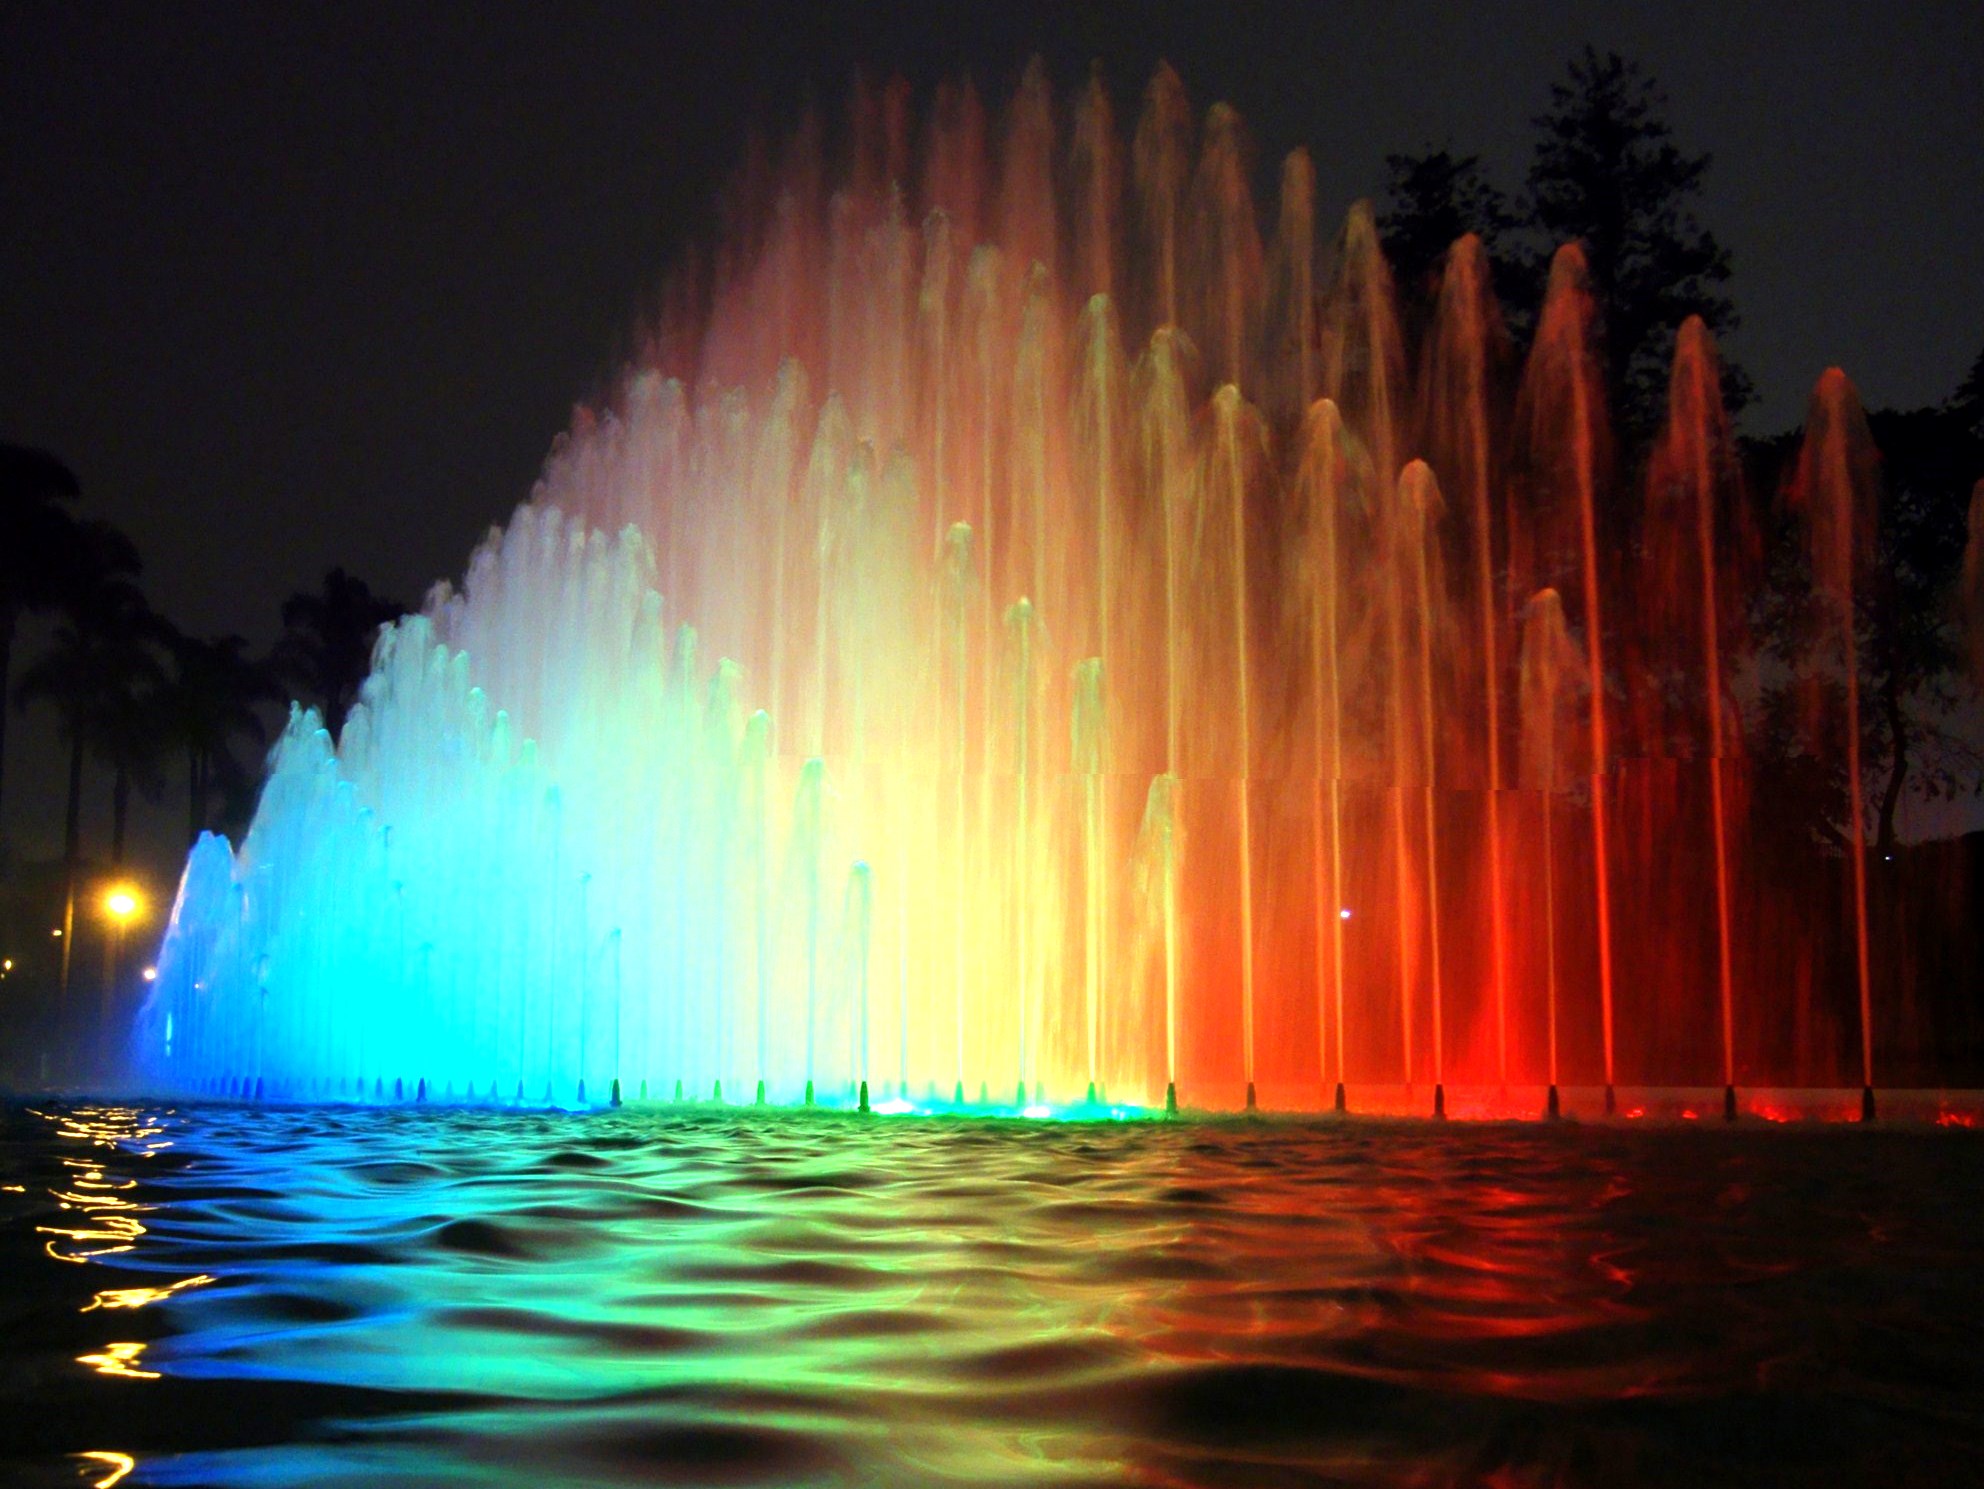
[95,662,168,869]
[15,575,168,994]
[1952,342,1984,440]
[163,631,278,844]
[274,568,406,740]
[0,444,141,831]
[1377,148,1520,343]
[1860,405,1984,853]
[1525,47,1749,439]
[1752,393,1984,855]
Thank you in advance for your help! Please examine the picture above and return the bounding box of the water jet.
[123,63,1962,1126]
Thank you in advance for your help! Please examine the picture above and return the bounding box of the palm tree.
[274,568,406,740]
[97,663,170,869]
[16,577,168,998]
[0,444,140,828]
[162,631,278,844]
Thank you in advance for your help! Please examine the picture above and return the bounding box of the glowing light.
[141,966,157,982]
[76,1341,159,1380]
[82,1274,214,1312]
[1339,908,1353,920]
[73,1453,135,1488]
[102,884,143,924]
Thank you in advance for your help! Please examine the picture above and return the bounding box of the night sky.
[3,0,1980,883]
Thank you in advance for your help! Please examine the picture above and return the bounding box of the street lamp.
[99,882,146,1070]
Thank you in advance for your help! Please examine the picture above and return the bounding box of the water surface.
[4,1103,1981,1487]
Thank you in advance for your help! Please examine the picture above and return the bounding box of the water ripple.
[3,1103,1983,1486]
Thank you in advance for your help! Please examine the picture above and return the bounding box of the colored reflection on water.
[75,1452,135,1488]
[3,1102,1983,1486]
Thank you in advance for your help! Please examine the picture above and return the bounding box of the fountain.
[133,64,1971,1117]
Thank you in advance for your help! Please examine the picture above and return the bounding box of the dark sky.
[3,0,1981,882]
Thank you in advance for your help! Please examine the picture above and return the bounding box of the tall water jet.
[1072,294,1125,1089]
[1525,245,1618,1113]
[745,710,771,1094]
[795,757,826,1103]
[916,209,955,557]
[1647,318,1744,1116]
[1142,326,1192,1088]
[1139,773,1184,1111]
[999,59,1058,301]
[848,860,873,1110]
[1265,149,1317,424]
[1012,267,1062,623]
[1792,370,1880,1119]
[1007,596,1039,1104]
[1294,399,1349,1107]
[707,660,743,1098]
[942,522,974,1099]
[1520,590,1579,1118]
[1397,461,1450,1116]
[1323,201,1412,1089]
[1191,105,1262,391]
[1074,657,1106,1102]
[1422,234,1512,1088]
[1207,385,1262,1107]
[1069,69,1121,302]
[1143,327,1192,775]
[1074,294,1126,675]
[1131,63,1191,335]
[964,245,1004,691]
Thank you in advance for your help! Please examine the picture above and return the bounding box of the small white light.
[51,927,62,938]
[1339,907,1353,920]
[142,966,158,982]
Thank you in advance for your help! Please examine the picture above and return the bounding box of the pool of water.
[3,1102,1981,1487]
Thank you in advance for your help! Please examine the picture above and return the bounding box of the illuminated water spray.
[135,63,1922,1116]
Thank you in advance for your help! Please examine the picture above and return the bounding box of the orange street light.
[97,881,149,1070]
[103,884,144,925]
